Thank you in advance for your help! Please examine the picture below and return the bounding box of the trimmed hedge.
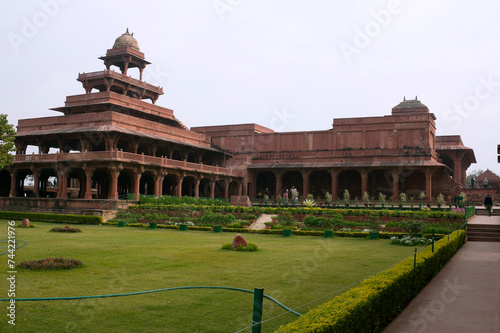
[0,211,102,225]
[274,230,466,333]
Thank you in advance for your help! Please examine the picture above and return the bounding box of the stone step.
[468,236,500,242]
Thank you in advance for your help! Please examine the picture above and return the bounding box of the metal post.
[411,248,417,298]
[431,228,435,253]
[252,288,264,333]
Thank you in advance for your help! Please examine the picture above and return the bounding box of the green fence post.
[431,228,435,253]
[252,288,264,333]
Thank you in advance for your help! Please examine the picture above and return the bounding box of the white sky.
[2,0,499,175]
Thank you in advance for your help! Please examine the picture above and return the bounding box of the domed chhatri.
[392,96,430,115]
[112,28,140,51]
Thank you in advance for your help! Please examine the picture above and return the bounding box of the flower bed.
[50,225,82,233]
[18,258,83,270]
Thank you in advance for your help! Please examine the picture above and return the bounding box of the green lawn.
[0,220,415,333]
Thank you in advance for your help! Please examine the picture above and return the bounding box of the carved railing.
[14,151,244,177]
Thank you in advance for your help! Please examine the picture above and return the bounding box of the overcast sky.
[2,0,499,175]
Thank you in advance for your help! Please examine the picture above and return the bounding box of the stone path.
[249,214,272,230]
[383,215,500,333]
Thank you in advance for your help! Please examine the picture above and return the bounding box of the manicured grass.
[0,220,415,332]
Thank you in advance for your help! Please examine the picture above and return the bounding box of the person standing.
[484,194,493,217]
[470,177,475,189]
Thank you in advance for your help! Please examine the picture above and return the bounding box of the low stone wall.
[0,197,117,216]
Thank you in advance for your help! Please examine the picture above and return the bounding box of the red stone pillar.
[154,172,165,196]
[109,165,122,200]
[301,170,311,198]
[391,170,399,201]
[83,167,94,200]
[360,169,369,198]
[9,170,16,198]
[177,175,184,197]
[194,177,201,198]
[31,166,39,198]
[209,179,215,199]
[238,181,243,197]
[425,169,435,201]
[224,180,229,199]
[57,168,68,199]
[330,169,339,199]
[133,169,142,198]
[274,170,283,199]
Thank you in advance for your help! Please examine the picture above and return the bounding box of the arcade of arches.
[251,168,436,201]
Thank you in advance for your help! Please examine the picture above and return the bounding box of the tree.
[466,169,484,188]
[0,114,16,169]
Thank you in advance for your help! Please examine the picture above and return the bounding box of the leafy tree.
[0,114,16,169]
[466,169,484,188]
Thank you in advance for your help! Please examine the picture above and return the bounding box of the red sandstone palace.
[0,30,476,211]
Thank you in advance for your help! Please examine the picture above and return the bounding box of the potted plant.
[264,222,273,230]
[248,215,257,224]
[271,215,279,224]
[368,217,382,239]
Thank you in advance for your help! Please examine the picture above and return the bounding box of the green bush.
[402,219,427,234]
[275,230,466,333]
[197,213,235,225]
[221,242,258,251]
[0,211,102,225]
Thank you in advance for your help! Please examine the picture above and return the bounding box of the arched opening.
[118,171,133,196]
[199,178,212,198]
[256,171,276,198]
[92,169,110,199]
[0,170,10,197]
[39,169,58,198]
[400,169,426,199]
[67,169,85,198]
[308,170,331,199]
[282,171,303,198]
[338,170,361,200]
[139,172,155,195]
[228,181,239,197]
[162,174,178,196]
[367,169,393,199]
[215,180,226,198]
[181,176,196,197]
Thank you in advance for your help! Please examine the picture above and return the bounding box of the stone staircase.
[467,223,500,242]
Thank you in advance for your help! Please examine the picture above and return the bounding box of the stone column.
[301,170,311,198]
[209,178,216,199]
[274,170,283,199]
[154,171,165,196]
[132,168,143,198]
[238,181,243,197]
[31,166,40,198]
[224,179,229,199]
[177,174,184,197]
[360,169,369,198]
[330,169,340,199]
[194,176,201,198]
[391,170,399,201]
[56,168,68,199]
[9,170,16,198]
[425,169,435,201]
[83,166,94,200]
[109,165,122,200]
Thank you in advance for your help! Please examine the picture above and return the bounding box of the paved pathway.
[249,214,271,230]
[384,215,500,333]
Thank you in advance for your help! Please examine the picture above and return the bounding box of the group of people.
[282,186,298,203]
[470,177,489,189]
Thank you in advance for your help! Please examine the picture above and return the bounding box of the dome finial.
[403,96,406,101]
[415,95,418,100]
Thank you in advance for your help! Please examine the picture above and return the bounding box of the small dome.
[392,96,428,110]
[112,28,140,51]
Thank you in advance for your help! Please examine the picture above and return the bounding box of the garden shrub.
[402,219,427,234]
[50,225,82,233]
[0,211,102,225]
[275,230,466,333]
[18,258,83,270]
[221,242,258,251]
